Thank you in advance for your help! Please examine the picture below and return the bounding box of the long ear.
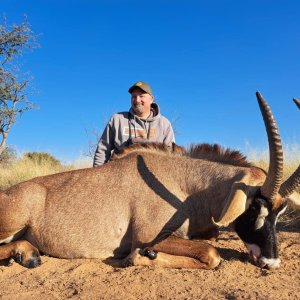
[213,174,260,227]
[212,183,248,227]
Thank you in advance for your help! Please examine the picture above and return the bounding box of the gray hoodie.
[93,103,175,166]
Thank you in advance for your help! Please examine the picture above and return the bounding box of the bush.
[0,152,72,190]
[23,152,62,167]
[0,147,17,166]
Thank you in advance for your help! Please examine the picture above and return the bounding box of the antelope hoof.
[14,251,41,268]
[141,248,157,260]
[24,255,41,269]
[122,248,141,268]
[122,257,134,268]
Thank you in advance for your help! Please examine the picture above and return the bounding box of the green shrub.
[23,152,62,167]
[0,147,17,166]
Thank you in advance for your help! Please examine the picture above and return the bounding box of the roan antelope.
[0,92,299,269]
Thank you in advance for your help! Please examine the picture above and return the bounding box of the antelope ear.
[285,191,300,209]
[213,181,249,227]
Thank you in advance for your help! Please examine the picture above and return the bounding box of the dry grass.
[0,155,92,191]
[0,158,68,190]
[248,143,300,182]
[251,145,300,226]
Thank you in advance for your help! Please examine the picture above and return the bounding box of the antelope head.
[215,92,300,269]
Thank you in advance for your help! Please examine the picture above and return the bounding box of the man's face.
[131,88,153,118]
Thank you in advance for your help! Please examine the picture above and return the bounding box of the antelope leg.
[0,240,41,268]
[123,236,221,269]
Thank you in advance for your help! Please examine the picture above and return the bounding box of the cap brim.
[128,86,149,94]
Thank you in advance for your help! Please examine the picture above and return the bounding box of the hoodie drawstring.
[128,112,152,144]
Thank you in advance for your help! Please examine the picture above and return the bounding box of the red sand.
[0,225,299,300]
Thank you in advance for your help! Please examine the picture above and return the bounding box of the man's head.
[129,81,154,118]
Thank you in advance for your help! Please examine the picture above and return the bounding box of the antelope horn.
[293,98,300,110]
[279,98,300,196]
[279,165,300,197]
[256,92,283,201]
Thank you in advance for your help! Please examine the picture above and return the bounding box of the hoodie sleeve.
[163,121,175,148]
[93,117,115,167]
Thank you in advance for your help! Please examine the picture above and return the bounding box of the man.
[93,81,175,167]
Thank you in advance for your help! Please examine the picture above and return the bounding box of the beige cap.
[128,81,153,96]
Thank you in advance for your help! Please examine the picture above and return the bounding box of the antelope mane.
[111,142,253,168]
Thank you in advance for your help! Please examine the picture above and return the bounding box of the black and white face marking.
[234,196,287,269]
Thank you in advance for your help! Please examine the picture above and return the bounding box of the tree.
[0,17,38,155]
[0,146,16,166]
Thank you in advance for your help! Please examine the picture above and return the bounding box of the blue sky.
[2,0,300,163]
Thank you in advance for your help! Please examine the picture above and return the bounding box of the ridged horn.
[279,98,300,196]
[293,98,300,110]
[279,165,300,197]
[256,92,283,201]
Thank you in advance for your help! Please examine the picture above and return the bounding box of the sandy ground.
[0,223,299,300]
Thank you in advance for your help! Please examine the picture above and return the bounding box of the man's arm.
[163,121,175,148]
[93,119,115,167]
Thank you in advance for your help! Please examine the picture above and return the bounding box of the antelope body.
[0,93,299,269]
